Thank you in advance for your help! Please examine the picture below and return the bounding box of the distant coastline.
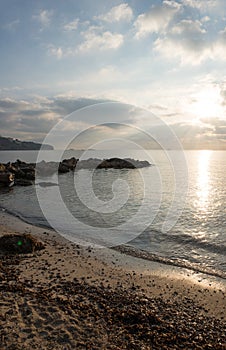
[0,136,53,151]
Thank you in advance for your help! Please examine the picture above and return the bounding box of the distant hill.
[0,136,53,150]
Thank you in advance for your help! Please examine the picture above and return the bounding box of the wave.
[0,205,51,230]
[113,244,226,280]
[1,205,226,280]
[143,229,226,256]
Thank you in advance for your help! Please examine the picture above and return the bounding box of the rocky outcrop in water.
[76,157,150,170]
[0,157,151,187]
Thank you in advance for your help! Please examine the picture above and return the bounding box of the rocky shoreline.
[1,253,225,349]
[0,212,225,350]
[0,157,151,187]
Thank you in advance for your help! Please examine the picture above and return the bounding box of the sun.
[188,86,224,121]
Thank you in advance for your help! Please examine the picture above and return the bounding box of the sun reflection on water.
[196,150,212,212]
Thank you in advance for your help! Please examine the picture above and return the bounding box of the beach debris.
[0,234,45,255]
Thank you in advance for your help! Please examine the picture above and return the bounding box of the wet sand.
[0,211,226,349]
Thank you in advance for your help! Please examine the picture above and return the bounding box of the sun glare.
[195,150,212,212]
[188,87,224,121]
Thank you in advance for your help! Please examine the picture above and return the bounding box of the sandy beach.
[0,210,225,349]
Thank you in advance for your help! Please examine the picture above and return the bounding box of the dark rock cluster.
[76,157,150,170]
[0,157,151,187]
[0,159,36,186]
[0,234,45,255]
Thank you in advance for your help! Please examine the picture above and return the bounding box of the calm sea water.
[0,150,225,278]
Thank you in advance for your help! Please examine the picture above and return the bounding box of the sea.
[0,149,225,279]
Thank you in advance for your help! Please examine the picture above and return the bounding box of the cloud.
[95,3,133,23]
[182,0,221,11]
[170,120,226,149]
[214,27,226,60]
[220,84,226,105]
[154,36,212,65]
[215,126,226,134]
[51,97,112,115]
[152,17,226,65]
[16,115,58,133]
[63,19,79,31]
[171,19,206,35]
[134,0,181,38]
[32,9,53,29]
[0,98,28,110]
[201,118,226,145]
[201,117,226,127]
[0,98,59,138]
[0,95,226,149]
[47,45,63,59]
[201,16,210,23]
[3,19,20,31]
[48,25,124,58]
[0,96,114,140]
[77,27,124,53]
[153,18,216,65]
[132,1,226,65]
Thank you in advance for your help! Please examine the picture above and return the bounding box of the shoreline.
[1,204,226,281]
[0,210,226,349]
[1,209,226,294]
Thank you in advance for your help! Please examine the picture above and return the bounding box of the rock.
[58,163,70,173]
[6,161,36,181]
[76,158,102,169]
[76,158,151,170]
[24,171,35,181]
[0,157,151,186]
[61,157,78,170]
[97,158,136,169]
[0,164,6,172]
[7,164,18,173]
[0,234,45,254]
[14,178,33,186]
[0,172,14,187]
[58,157,78,173]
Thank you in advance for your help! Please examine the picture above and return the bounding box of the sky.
[1,0,226,149]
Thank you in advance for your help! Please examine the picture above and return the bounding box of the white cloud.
[213,28,226,60]
[95,3,133,23]
[154,36,212,65]
[182,0,226,16]
[134,0,181,38]
[47,45,63,59]
[77,27,124,53]
[201,16,210,23]
[153,18,222,65]
[32,10,53,29]
[64,19,79,31]
[182,0,220,10]
[47,26,123,57]
[172,19,206,35]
